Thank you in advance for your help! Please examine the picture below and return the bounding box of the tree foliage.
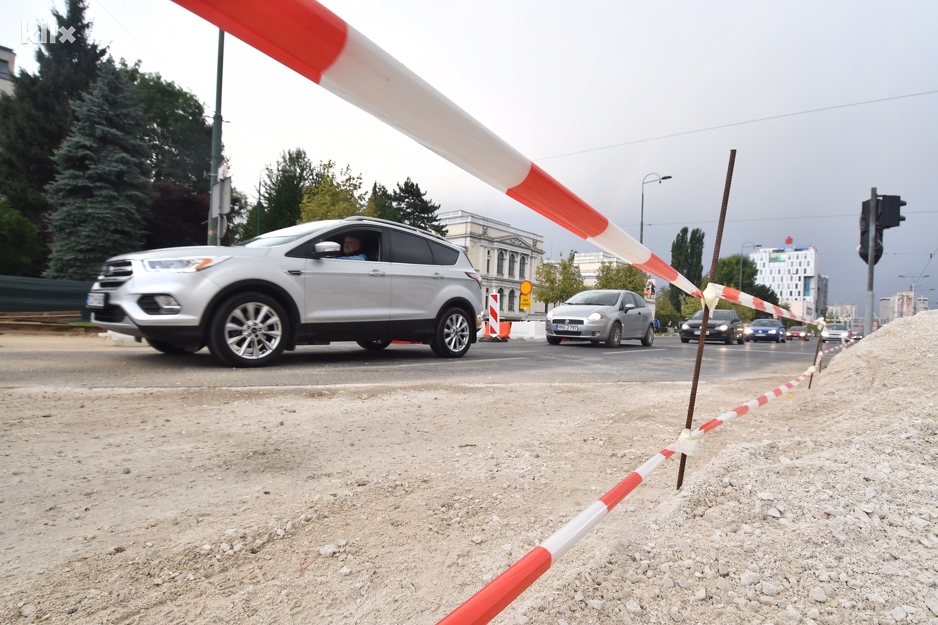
[0,198,43,276]
[0,0,105,224]
[299,161,366,222]
[668,227,706,312]
[391,178,446,235]
[535,251,584,306]
[594,262,646,292]
[143,180,207,250]
[259,149,318,232]
[364,182,397,222]
[44,61,151,280]
[132,70,213,193]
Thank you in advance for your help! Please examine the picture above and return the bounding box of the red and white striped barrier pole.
[169,0,703,300]
[437,370,816,624]
[485,294,499,338]
[703,283,819,326]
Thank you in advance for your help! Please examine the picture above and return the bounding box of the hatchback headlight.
[717,324,728,331]
[744,327,753,334]
[142,257,230,273]
[587,312,606,321]
[681,323,690,330]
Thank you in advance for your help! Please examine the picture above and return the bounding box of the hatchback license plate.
[86,292,106,308]
[556,324,577,332]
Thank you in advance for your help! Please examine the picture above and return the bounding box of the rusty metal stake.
[676,149,736,490]
[808,333,824,388]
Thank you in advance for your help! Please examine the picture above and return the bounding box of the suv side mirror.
[312,241,341,259]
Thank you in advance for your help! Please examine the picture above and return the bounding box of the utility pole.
[207,29,225,245]
[864,187,876,337]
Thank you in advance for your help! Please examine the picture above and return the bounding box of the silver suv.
[87,217,483,367]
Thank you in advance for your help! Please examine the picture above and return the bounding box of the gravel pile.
[508,311,938,624]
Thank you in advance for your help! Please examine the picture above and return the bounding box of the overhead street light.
[640,173,672,245]
[740,241,762,290]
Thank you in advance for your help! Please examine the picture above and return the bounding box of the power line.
[536,90,938,161]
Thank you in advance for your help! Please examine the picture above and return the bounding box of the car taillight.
[465,271,482,287]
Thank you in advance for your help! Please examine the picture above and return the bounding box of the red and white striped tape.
[170,0,703,299]
[703,283,820,326]
[436,369,818,624]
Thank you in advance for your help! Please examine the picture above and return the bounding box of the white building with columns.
[437,211,544,320]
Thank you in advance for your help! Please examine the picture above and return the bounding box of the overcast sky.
[4,0,937,314]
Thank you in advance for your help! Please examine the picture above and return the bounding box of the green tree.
[594,261,646,291]
[654,289,681,330]
[0,0,105,226]
[715,254,758,291]
[364,182,397,221]
[44,61,151,280]
[299,161,366,222]
[143,180,207,250]
[133,69,213,193]
[534,251,584,306]
[260,149,318,231]
[0,198,43,276]
[668,227,706,312]
[391,178,446,235]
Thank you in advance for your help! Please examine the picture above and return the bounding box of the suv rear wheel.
[431,307,472,358]
[207,292,288,367]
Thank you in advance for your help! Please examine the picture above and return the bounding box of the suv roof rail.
[342,215,447,241]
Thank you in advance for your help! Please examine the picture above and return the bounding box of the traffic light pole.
[864,187,876,337]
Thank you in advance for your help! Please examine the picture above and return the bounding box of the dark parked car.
[745,318,787,343]
[679,309,745,345]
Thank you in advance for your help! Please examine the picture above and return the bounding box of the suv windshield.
[237,221,340,248]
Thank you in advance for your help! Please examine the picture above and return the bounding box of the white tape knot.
[807,365,817,374]
[668,428,698,456]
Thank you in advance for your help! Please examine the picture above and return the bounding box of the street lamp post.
[739,241,762,290]
[640,173,672,245]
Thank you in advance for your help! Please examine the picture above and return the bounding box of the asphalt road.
[0,333,826,388]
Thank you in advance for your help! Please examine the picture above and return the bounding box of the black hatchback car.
[680,309,745,345]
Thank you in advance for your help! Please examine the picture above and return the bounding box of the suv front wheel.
[431,307,472,358]
[207,292,289,367]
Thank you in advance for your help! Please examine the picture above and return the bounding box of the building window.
[519,256,527,279]
[486,249,491,274]
[508,289,516,311]
[497,288,505,309]
[508,253,517,278]
[497,251,505,276]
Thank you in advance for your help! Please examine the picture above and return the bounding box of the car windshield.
[237,220,341,248]
[565,291,621,306]
[791,326,806,332]
[751,319,777,327]
[690,309,733,320]
[828,323,846,330]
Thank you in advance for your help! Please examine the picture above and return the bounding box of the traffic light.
[877,195,906,229]
[859,199,883,265]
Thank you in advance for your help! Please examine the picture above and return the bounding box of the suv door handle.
[431,273,445,279]
[369,269,387,277]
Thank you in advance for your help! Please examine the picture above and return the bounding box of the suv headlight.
[142,257,230,273]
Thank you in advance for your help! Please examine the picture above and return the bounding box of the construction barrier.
[437,366,826,624]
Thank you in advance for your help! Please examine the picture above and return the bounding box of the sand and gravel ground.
[1,312,936,624]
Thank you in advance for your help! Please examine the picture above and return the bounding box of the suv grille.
[92,305,126,323]
[97,260,133,288]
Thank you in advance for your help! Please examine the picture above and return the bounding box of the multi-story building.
[750,243,821,319]
[0,46,16,96]
[879,292,930,323]
[437,210,544,320]
[827,303,859,324]
[567,250,627,286]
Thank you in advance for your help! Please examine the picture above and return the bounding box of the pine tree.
[391,178,446,235]
[45,61,151,280]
